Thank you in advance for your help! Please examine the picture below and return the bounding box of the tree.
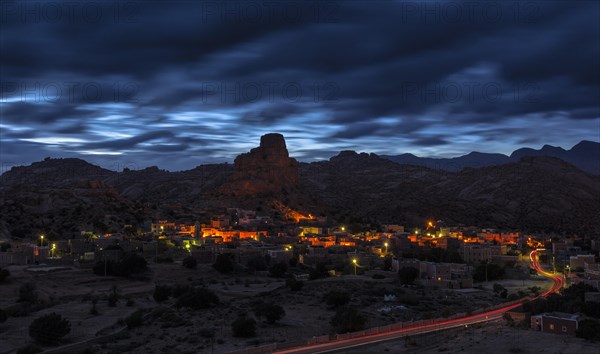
[324,290,351,308]
[231,316,256,337]
[286,277,304,291]
[254,302,285,324]
[331,307,366,333]
[107,285,119,307]
[175,288,219,310]
[213,254,234,273]
[309,262,329,280]
[576,319,600,340]
[29,313,71,345]
[153,285,171,303]
[398,267,419,285]
[246,256,268,272]
[0,267,9,282]
[182,256,197,269]
[18,283,38,304]
[269,261,288,278]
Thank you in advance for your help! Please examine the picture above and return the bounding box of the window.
[562,326,567,332]
[549,324,555,330]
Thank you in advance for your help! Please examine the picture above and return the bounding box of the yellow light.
[352,258,357,264]
[40,235,44,240]
[438,277,441,281]
[428,222,433,227]
[384,242,388,247]
[52,243,56,249]
[341,226,345,232]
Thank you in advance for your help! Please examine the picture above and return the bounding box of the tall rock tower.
[221,133,299,196]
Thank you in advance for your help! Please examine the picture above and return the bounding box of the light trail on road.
[275,250,562,354]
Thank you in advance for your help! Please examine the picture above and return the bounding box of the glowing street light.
[341,226,345,232]
[384,242,388,255]
[52,243,56,257]
[40,235,44,248]
[352,258,357,275]
[185,243,191,253]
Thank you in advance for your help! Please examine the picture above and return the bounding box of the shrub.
[576,319,600,340]
[125,310,144,329]
[398,267,419,285]
[182,256,197,269]
[0,267,9,282]
[29,313,71,345]
[175,288,219,310]
[18,283,38,304]
[93,252,147,277]
[330,307,366,333]
[16,344,42,354]
[231,317,256,337]
[269,261,288,278]
[372,273,386,279]
[246,256,268,272]
[324,290,351,308]
[154,285,171,303]
[213,254,234,273]
[286,277,304,291]
[254,302,285,324]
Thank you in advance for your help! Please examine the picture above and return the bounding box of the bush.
[286,277,304,291]
[0,267,10,282]
[269,261,288,278]
[246,256,268,272]
[16,344,42,354]
[324,290,351,308]
[231,317,256,337]
[372,273,386,279]
[153,285,171,303]
[93,252,147,277]
[254,302,285,324]
[398,267,419,285]
[29,313,71,345]
[213,254,234,274]
[18,283,38,304]
[175,288,219,310]
[330,307,367,333]
[125,310,144,329]
[182,256,197,269]
[576,319,600,340]
[473,263,504,282]
[309,262,329,280]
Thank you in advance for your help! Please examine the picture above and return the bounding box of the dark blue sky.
[1,0,599,171]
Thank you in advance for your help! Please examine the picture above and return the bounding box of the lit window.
[549,324,554,330]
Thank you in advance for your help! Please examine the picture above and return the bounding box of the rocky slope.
[1,134,599,239]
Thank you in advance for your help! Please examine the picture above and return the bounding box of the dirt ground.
[0,262,556,354]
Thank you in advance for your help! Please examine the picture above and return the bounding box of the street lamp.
[341,226,345,232]
[352,258,357,275]
[40,235,44,248]
[384,242,388,255]
[52,243,56,258]
[185,243,191,253]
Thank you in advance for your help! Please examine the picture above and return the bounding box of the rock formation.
[221,133,299,196]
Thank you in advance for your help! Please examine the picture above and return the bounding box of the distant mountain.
[382,140,600,174]
[1,135,599,239]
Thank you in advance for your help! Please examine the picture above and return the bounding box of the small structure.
[530,312,579,335]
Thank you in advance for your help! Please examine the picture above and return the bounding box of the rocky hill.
[382,140,600,174]
[1,134,599,239]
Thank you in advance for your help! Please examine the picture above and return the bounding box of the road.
[276,250,562,354]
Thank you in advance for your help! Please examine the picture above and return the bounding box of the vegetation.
[285,277,304,291]
[246,256,268,272]
[269,261,288,277]
[93,252,147,277]
[473,263,504,282]
[175,287,219,310]
[398,267,419,285]
[153,285,171,303]
[309,262,330,280]
[523,284,599,318]
[29,313,71,345]
[18,283,38,304]
[254,302,285,324]
[331,306,367,333]
[125,310,144,329]
[324,290,351,308]
[576,319,600,340]
[182,256,197,269]
[16,345,42,354]
[0,308,7,323]
[231,316,256,337]
[213,254,234,273]
[0,267,10,282]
